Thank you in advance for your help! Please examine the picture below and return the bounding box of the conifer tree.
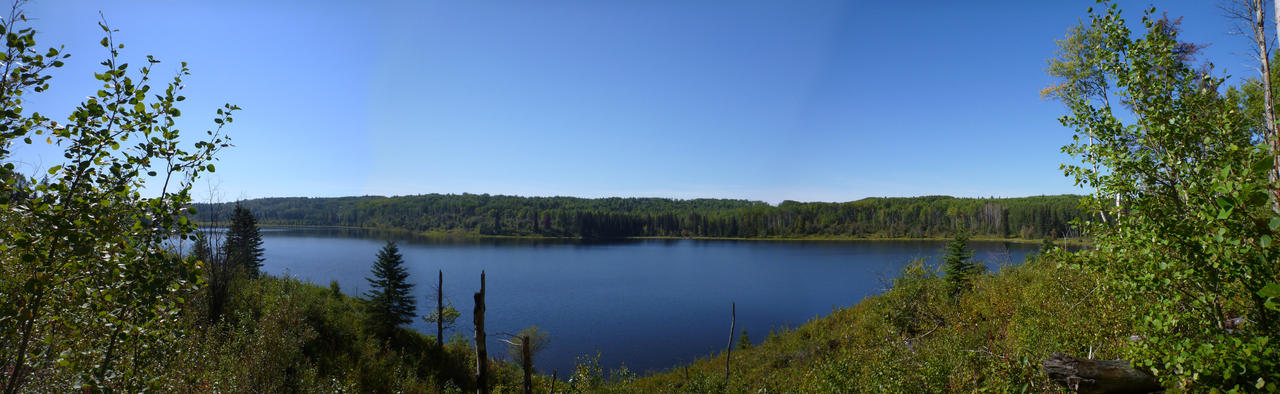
[942,232,980,297]
[1038,236,1057,255]
[223,202,265,277]
[365,241,416,337]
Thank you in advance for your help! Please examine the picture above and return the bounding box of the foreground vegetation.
[160,274,541,392]
[197,194,1085,240]
[603,251,1128,393]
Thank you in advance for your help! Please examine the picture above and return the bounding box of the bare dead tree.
[493,329,540,394]
[1272,0,1280,208]
[521,336,533,394]
[474,270,488,394]
[425,269,460,351]
[724,302,735,387]
[198,179,233,323]
[1223,0,1280,209]
[549,370,557,393]
[438,270,444,348]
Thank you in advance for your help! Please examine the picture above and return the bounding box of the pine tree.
[365,241,416,337]
[943,232,980,297]
[1038,236,1057,255]
[223,202,265,277]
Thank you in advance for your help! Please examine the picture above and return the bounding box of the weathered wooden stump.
[1042,352,1161,394]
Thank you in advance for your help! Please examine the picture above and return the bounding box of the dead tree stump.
[437,269,445,349]
[521,335,533,394]
[474,271,488,394]
[1042,352,1161,394]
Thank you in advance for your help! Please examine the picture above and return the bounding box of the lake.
[250,227,1039,375]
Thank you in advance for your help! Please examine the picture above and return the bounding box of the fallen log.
[1042,353,1161,394]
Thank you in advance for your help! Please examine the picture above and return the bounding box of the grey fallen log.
[1042,352,1161,394]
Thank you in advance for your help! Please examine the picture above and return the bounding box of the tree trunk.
[1256,0,1280,209]
[1274,0,1280,211]
[724,302,735,387]
[438,269,444,349]
[474,271,488,394]
[521,336,533,394]
[1042,353,1161,394]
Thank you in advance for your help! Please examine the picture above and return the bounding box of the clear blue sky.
[11,0,1243,204]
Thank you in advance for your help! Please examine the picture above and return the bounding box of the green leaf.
[1251,155,1273,176]
[1261,283,1280,298]
[1270,218,1280,231]
[1262,235,1271,248]
[47,165,61,175]
[99,37,108,47]
[1215,196,1233,210]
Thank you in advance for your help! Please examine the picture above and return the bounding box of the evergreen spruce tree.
[223,202,265,277]
[942,232,980,297]
[1038,236,1056,255]
[365,241,416,337]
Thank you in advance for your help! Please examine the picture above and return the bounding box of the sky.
[8,0,1249,204]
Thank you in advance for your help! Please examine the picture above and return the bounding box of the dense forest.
[196,194,1086,240]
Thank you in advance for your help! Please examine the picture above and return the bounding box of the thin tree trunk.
[550,370,557,394]
[474,271,488,394]
[4,292,43,394]
[724,302,735,387]
[94,323,126,384]
[521,336,533,394]
[438,269,444,349]
[1091,136,1109,225]
[1256,0,1280,209]
[1274,0,1280,210]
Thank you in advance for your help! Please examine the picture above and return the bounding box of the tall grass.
[614,253,1131,392]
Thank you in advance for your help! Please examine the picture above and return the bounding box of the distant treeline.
[193,194,1086,239]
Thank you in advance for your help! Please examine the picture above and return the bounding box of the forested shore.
[194,194,1085,240]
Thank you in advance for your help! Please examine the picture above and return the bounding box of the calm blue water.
[250,227,1038,375]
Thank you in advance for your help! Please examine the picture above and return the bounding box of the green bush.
[1048,2,1280,389]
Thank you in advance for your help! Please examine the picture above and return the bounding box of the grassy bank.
[627,234,1089,246]
[587,253,1128,392]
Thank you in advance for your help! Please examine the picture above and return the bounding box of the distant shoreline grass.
[196,222,1088,245]
[627,235,1088,245]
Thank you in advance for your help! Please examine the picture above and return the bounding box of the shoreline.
[201,222,1088,245]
